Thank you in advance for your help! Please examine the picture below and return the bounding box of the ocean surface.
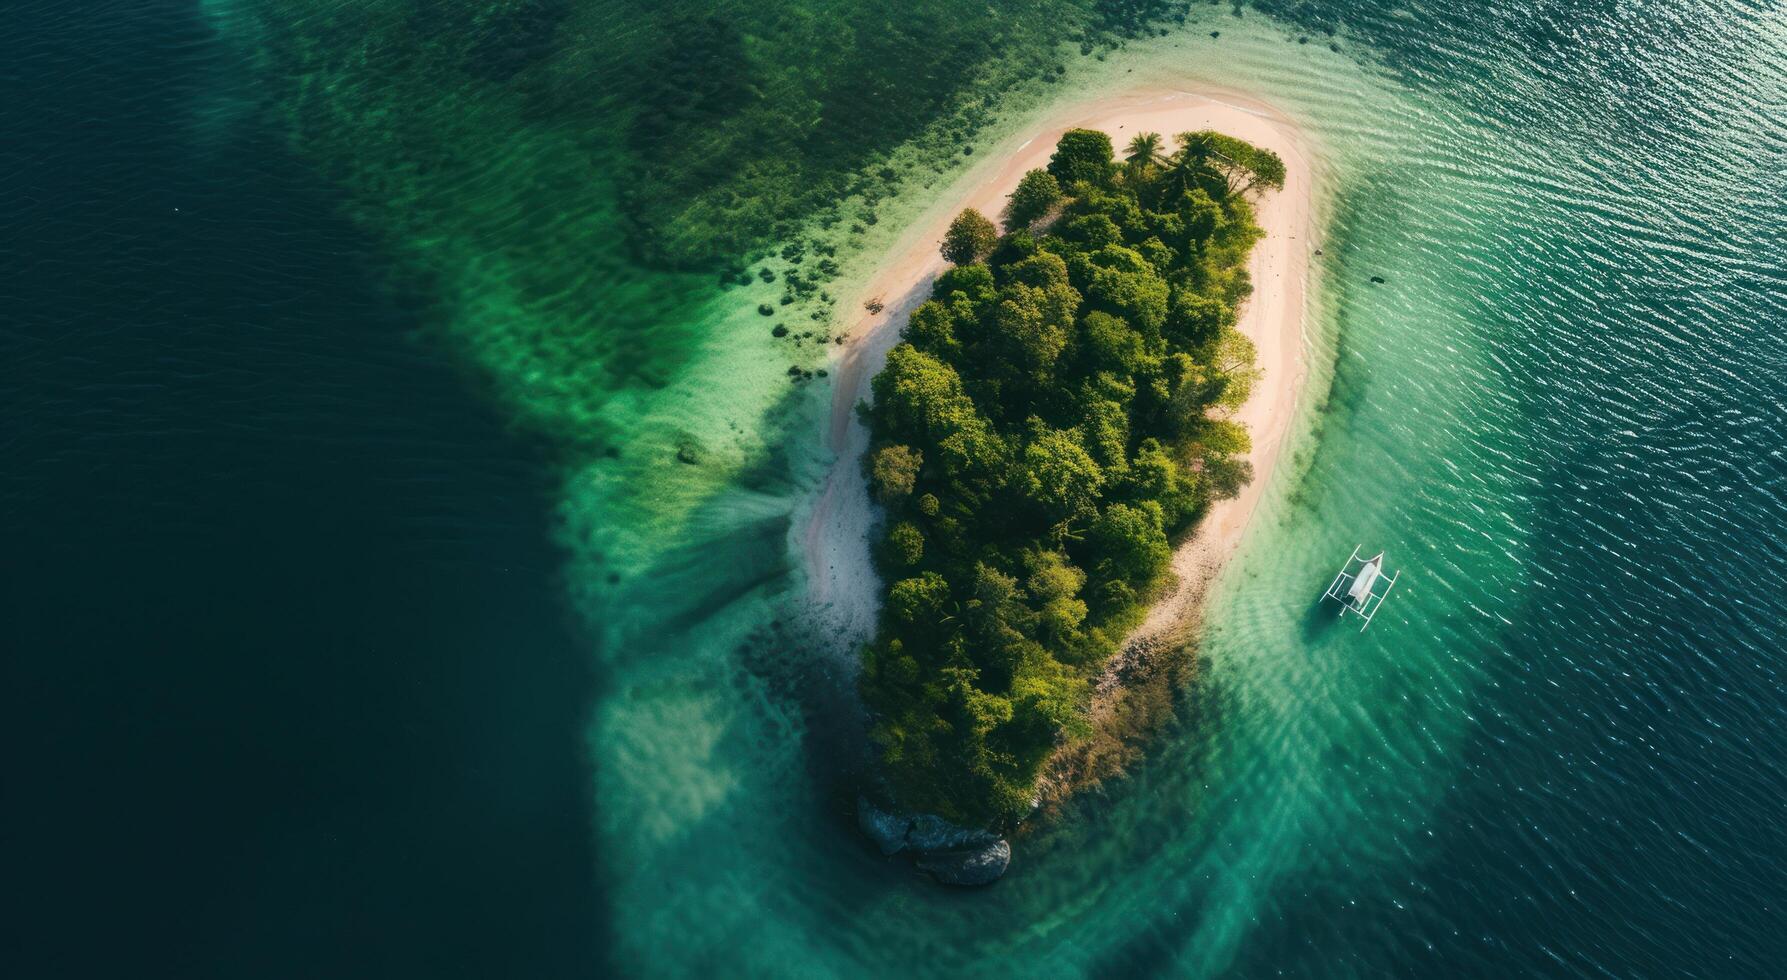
[6,0,1787,977]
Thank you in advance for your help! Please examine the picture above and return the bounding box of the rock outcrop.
[916,840,1011,886]
[856,796,913,856]
[905,813,998,853]
[856,796,1010,885]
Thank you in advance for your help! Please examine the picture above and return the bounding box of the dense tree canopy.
[861,129,1273,826]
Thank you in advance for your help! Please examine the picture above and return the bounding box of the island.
[804,91,1315,884]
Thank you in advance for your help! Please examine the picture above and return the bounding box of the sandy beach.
[804,86,1318,654]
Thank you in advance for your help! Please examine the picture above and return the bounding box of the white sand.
[803,87,1318,654]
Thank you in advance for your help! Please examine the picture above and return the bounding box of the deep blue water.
[3,2,599,974]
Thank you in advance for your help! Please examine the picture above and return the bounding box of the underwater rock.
[905,814,998,853]
[916,840,1010,887]
[856,797,1009,883]
[857,797,912,855]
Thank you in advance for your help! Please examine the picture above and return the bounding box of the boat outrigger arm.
[1322,545,1399,631]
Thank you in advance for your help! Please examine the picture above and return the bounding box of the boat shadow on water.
[1300,589,1349,642]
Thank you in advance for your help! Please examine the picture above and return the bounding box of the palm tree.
[1164,131,1220,199]
[1124,131,1163,169]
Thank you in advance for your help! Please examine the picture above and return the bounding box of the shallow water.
[9,0,1787,975]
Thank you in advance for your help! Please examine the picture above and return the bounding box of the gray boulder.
[856,796,1012,884]
[856,796,914,855]
[905,813,998,853]
[916,839,1011,886]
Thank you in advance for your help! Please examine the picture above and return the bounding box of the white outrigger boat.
[1322,546,1399,631]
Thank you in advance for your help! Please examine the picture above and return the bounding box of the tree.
[986,227,1040,268]
[1123,439,1198,526]
[990,281,1078,376]
[1195,418,1255,499]
[933,419,1010,504]
[1062,213,1123,249]
[1180,189,1222,245]
[1025,549,1087,604]
[1088,189,1149,242]
[1158,352,1219,438]
[886,571,952,632]
[1209,327,1261,412]
[883,521,925,568]
[942,208,998,265]
[1077,245,1170,335]
[1004,250,1071,290]
[963,562,1030,648]
[1138,236,1175,270]
[1019,426,1104,523]
[1080,396,1131,473]
[870,344,974,445]
[905,300,960,358]
[1088,502,1169,586]
[1047,128,1114,187]
[870,444,923,504]
[1164,131,1221,199]
[1194,131,1287,196]
[1195,416,1252,458]
[1081,311,1147,376]
[1004,169,1063,228]
[934,263,997,308]
[1124,132,1163,170]
[1166,289,1228,348]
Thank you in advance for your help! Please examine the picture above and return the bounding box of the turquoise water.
[591,5,1785,974]
[10,0,1787,975]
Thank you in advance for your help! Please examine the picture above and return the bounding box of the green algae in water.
[206,1,1248,657]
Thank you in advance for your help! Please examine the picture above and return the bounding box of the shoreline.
[805,86,1319,666]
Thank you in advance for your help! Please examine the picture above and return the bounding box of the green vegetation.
[941,209,1000,265]
[617,1,1199,267]
[1003,169,1065,229]
[860,128,1282,826]
[232,0,1204,287]
[1047,128,1118,186]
